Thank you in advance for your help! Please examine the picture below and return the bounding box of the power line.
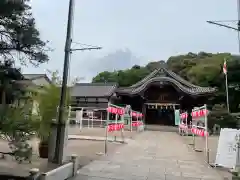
[206,21,239,31]
[206,0,240,55]
[71,42,101,48]
[70,42,102,52]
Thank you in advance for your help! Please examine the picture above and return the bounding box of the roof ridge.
[129,66,212,89]
[119,76,216,95]
[130,69,159,88]
[23,73,46,75]
[133,77,215,95]
[163,68,200,88]
[75,82,117,86]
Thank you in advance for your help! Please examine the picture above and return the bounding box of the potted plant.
[36,71,70,158]
[36,82,61,158]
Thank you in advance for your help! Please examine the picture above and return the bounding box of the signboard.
[174,110,180,125]
[76,110,83,125]
[215,128,240,169]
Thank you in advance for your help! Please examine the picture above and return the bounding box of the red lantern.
[111,107,114,113]
[198,110,201,117]
[181,114,183,119]
[196,111,199,117]
[117,108,120,115]
[110,107,114,113]
[192,111,196,118]
[202,109,207,116]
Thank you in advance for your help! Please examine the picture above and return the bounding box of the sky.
[22,0,239,82]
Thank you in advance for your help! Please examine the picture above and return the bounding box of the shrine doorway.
[145,104,175,126]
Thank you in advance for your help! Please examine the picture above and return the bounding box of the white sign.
[76,110,83,129]
[215,128,240,169]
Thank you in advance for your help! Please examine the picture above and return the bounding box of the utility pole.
[53,0,102,164]
[237,0,240,52]
[54,0,75,163]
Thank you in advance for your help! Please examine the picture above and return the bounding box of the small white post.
[105,103,110,154]
[87,111,90,128]
[179,112,181,135]
[100,111,103,127]
[91,111,93,128]
[204,104,209,164]
[191,109,195,148]
[130,111,133,132]
[121,115,125,143]
[114,113,118,141]
[80,109,83,130]
[136,114,139,132]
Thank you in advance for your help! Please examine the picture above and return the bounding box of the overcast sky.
[21,0,239,82]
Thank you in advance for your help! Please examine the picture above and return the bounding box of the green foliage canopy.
[0,0,49,65]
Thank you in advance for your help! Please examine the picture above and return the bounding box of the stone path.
[71,131,224,180]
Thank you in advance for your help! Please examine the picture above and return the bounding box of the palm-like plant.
[36,70,70,143]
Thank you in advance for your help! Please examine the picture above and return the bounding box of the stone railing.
[27,154,78,180]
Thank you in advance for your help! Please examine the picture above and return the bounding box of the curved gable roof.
[117,67,216,96]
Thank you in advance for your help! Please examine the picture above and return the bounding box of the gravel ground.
[0,126,136,177]
[68,125,138,139]
[67,126,139,167]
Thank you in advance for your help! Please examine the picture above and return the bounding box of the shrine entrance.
[143,84,180,126]
[145,103,177,126]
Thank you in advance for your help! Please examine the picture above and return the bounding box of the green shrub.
[208,108,238,134]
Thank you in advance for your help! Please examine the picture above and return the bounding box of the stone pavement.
[68,135,131,143]
[71,131,225,180]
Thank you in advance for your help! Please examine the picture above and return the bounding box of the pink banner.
[107,123,124,132]
[179,124,188,129]
[191,128,208,137]
[132,121,143,127]
[191,109,208,119]
[180,109,208,119]
[107,107,125,115]
[131,112,143,117]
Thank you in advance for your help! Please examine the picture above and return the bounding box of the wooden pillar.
[142,103,146,125]
[187,107,193,125]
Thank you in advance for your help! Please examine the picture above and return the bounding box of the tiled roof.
[23,74,46,80]
[23,74,52,85]
[117,67,217,95]
[70,83,117,97]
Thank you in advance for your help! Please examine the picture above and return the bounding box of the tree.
[0,60,24,105]
[92,66,150,87]
[0,0,49,65]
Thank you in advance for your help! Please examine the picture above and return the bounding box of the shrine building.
[70,63,216,126]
